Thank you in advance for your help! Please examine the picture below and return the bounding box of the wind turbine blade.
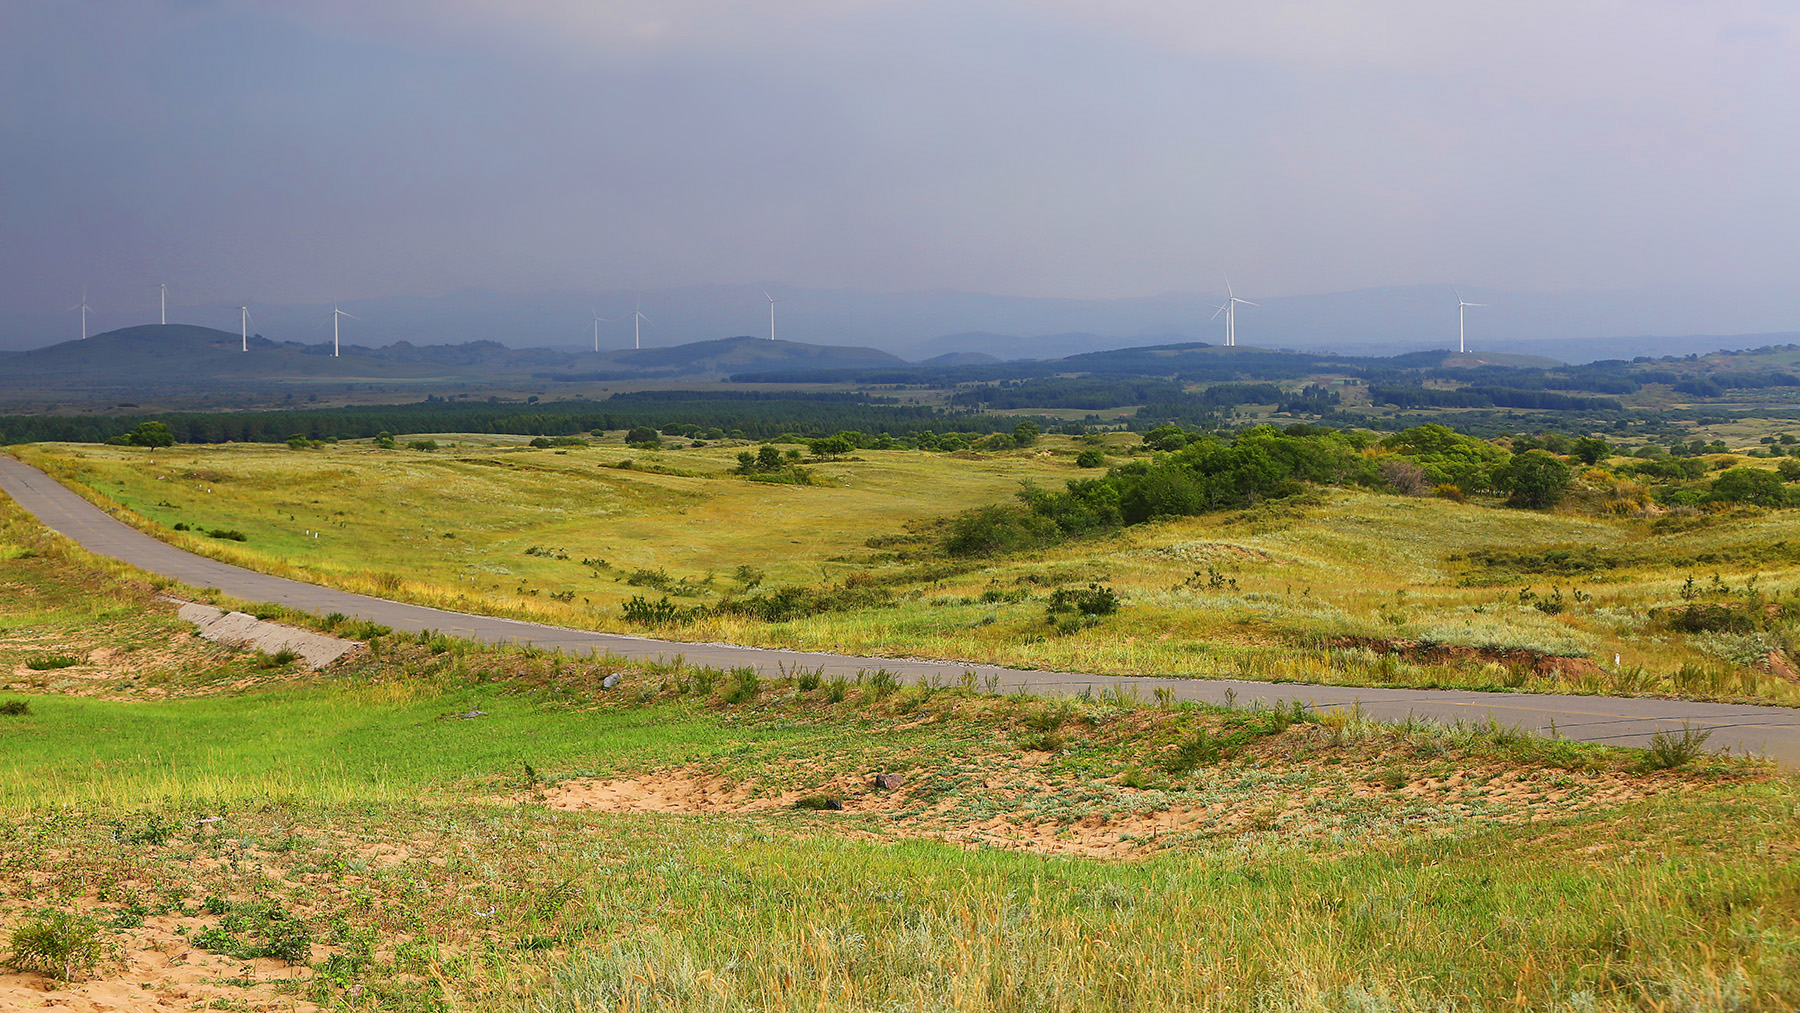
[340,311,360,320]
[1238,299,1260,307]
[68,302,83,312]
[1467,302,1488,307]
[1208,304,1226,321]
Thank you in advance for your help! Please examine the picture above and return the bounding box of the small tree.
[373,431,396,450]
[1013,420,1041,447]
[1570,437,1610,465]
[1075,448,1106,468]
[625,426,661,447]
[1141,425,1191,452]
[1495,450,1571,509]
[125,421,175,448]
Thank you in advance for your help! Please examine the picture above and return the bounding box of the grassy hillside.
[0,492,1795,1010]
[17,431,1800,705]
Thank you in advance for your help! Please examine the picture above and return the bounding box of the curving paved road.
[4,453,1799,765]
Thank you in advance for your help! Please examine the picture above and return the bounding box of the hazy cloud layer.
[4,1,1796,330]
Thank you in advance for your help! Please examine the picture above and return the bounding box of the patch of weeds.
[1641,724,1715,771]
[206,529,248,541]
[0,700,29,716]
[257,647,301,669]
[1163,727,1224,774]
[825,675,849,703]
[108,811,179,846]
[5,910,108,981]
[191,899,312,965]
[795,668,822,692]
[864,668,901,700]
[24,653,79,671]
[722,666,761,704]
[792,795,844,810]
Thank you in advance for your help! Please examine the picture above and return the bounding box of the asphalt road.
[5,453,1799,764]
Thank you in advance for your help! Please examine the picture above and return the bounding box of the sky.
[3,0,1797,324]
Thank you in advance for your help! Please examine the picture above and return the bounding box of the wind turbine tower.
[1209,276,1259,347]
[240,306,253,352]
[763,289,778,341]
[1455,288,1487,355]
[591,310,612,353]
[158,283,168,325]
[330,304,358,357]
[69,290,97,340]
[632,300,651,350]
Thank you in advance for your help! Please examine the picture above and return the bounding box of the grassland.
[16,434,1800,706]
[3,494,1798,1011]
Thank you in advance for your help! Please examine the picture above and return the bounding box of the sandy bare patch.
[524,759,1686,861]
[0,916,318,1013]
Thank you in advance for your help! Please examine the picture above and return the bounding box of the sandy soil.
[524,759,1685,861]
[0,917,317,1013]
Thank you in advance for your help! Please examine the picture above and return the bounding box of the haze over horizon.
[5,2,1797,347]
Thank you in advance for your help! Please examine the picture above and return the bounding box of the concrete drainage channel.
[166,597,363,667]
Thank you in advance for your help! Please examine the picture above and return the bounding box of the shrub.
[1045,583,1120,619]
[1706,467,1792,508]
[1641,724,1713,770]
[1434,483,1465,502]
[0,700,29,716]
[207,529,248,541]
[1075,448,1106,468]
[5,910,107,980]
[620,595,696,626]
[406,439,439,451]
[25,653,79,671]
[1494,450,1572,508]
[721,666,761,704]
[624,426,661,447]
[373,431,396,449]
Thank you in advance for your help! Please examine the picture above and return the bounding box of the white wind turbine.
[631,298,651,350]
[240,305,253,352]
[68,289,98,340]
[158,283,168,325]
[1455,287,1487,355]
[1209,276,1258,347]
[590,309,613,353]
[329,304,358,357]
[763,289,779,341]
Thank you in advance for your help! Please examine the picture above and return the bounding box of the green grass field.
[16,435,1800,705]
[2,496,1798,1010]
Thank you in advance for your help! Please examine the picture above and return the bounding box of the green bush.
[1641,724,1713,770]
[25,653,79,671]
[5,910,107,980]
[1494,450,1572,509]
[0,700,29,716]
[1075,448,1106,468]
[406,439,439,451]
[1706,467,1793,508]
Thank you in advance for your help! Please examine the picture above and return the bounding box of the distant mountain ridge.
[4,283,1797,362]
[0,326,913,391]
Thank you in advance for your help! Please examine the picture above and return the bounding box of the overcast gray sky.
[4,1,1797,319]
